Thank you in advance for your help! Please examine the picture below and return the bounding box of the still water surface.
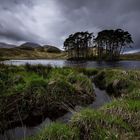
[3,59,140,69]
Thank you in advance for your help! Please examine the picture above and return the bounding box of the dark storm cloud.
[0,0,139,50]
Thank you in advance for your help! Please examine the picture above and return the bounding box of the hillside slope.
[0,43,66,60]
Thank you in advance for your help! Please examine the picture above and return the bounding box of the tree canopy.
[64,31,94,59]
[95,29,133,60]
[64,29,133,61]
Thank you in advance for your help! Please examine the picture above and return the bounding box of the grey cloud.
[0,0,139,50]
[58,0,140,49]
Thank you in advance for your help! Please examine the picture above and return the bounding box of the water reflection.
[3,60,140,69]
[0,118,51,140]
[64,60,88,68]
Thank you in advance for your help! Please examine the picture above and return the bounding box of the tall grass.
[26,68,140,140]
[0,64,95,133]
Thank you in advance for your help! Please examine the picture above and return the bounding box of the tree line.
[64,29,133,61]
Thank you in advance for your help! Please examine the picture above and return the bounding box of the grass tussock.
[0,47,67,60]
[27,123,79,140]
[70,109,132,140]
[0,64,140,139]
[93,69,140,97]
[0,64,94,132]
[26,68,140,140]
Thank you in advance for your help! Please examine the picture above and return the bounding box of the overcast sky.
[0,0,139,50]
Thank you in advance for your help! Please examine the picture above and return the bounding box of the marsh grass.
[27,68,140,140]
[71,108,132,139]
[0,64,95,133]
[93,69,140,97]
[1,65,139,139]
[26,123,79,140]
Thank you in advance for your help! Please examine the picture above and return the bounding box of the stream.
[0,84,112,140]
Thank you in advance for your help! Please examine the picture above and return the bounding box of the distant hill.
[17,42,62,53]
[0,42,66,60]
[42,45,61,53]
[18,42,41,50]
[132,52,140,55]
[121,51,140,60]
[0,42,17,48]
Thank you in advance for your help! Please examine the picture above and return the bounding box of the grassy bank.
[27,68,140,140]
[0,48,67,60]
[121,53,140,60]
[0,47,140,61]
[0,64,95,132]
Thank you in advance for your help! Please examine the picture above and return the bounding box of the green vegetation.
[0,65,139,139]
[0,64,94,132]
[27,68,140,140]
[93,69,140,97]
[27,123,79,140]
